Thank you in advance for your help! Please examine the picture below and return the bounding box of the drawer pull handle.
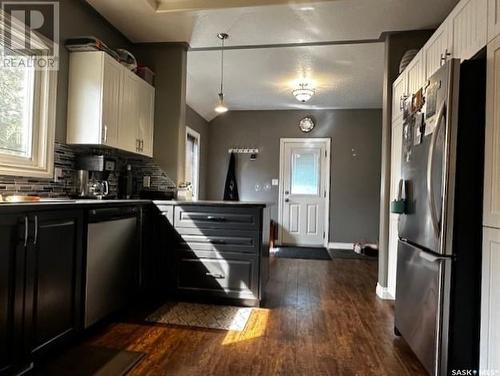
[205,216,226,222]
[211,240,226,245]
[206,272,225,279]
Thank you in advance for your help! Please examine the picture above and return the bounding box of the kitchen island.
[153,200,271,307]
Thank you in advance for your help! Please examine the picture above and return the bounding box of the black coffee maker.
[75,155,115,199]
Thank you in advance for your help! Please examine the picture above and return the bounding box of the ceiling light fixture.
[215,32,229,114]
[293,83,315,103]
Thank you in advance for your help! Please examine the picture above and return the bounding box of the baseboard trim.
[327,242,354,250]
[376,283,395,300]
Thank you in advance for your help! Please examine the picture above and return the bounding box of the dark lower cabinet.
[24,210,83,360]
[0,210,83,375]
[154,204,269,306]
[0,215,26,375]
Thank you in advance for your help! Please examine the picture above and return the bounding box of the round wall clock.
[299,116,315,133]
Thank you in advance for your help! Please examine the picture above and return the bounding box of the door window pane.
[291,150,319,195]
[0,55,35,158]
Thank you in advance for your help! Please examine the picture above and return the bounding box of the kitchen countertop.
[153,200,270,208]
[0,199,270,213]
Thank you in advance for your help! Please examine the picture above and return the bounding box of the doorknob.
[285,198,290,203]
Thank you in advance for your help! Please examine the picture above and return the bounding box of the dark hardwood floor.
[85,257,426,375]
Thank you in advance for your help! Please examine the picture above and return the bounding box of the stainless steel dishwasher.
[85,206,140,328]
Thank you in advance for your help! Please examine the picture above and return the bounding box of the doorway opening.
[185,126,201,200]
[278,138,331,248]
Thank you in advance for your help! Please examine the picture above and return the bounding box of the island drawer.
[176,254,258,299]
[175,228,259,254]
[174,206,260,231]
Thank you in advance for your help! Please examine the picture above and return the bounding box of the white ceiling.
[187,43,385,120]
[87,0,458,47]
[87,0,459,121]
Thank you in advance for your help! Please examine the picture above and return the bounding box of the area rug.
[328,248,378,260]
[273,246,331,260]
[146,302,253,331]
[35,345,145,376]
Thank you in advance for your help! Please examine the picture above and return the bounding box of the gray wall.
[54,0,133,142]
[206,109,382,244]
[378,31,433,287]
[134,43,188,184]
[186,106,209,199]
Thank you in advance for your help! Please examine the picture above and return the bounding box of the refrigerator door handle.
[419,251,448,263]
[427,101,446,237]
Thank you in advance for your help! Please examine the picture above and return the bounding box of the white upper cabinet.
[392,73,408,122]
[119,72,155,157]
[393,0,490,83]
[423,22,452,79]
[488,0,500,41]
[67,52,117,146]
[484,35,500,228]
[118,71,140,154]
[449,0,488,61]
[67,51,155,157]
[101,55,122,149]
[137,79,155,157]
[406,51,425,95]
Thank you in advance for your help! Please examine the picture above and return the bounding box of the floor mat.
[273,246,331,260]
[329,248,378,260]
[146,302,253,331]
[35,345,145,376]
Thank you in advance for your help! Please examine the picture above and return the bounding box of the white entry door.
[279,139,330,247]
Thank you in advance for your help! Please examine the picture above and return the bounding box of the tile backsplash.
[0,142,176,198]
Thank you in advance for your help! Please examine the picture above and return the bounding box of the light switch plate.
[272,179,279,186]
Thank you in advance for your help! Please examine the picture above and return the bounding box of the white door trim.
[185,126,201,200]
[277,138,331,248]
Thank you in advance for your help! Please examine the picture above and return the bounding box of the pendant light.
[215,33,229,114]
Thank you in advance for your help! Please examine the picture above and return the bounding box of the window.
[290,149,320,195]
[0,14,57,177]
[185,127,200,200]
[0,54,35,158]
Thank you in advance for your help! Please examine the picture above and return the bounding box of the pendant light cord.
[220,36,225,96]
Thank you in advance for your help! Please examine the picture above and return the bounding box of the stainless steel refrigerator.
[395,58,486,375]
